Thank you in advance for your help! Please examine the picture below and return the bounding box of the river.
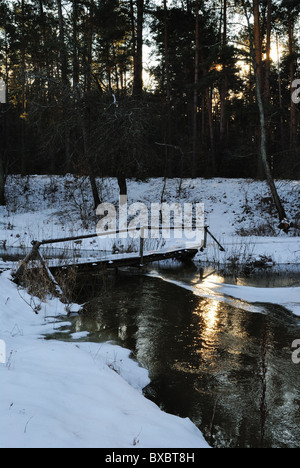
[58,262,300,448]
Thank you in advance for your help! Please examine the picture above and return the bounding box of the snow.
[1,176,299,261]
[212,283,300,317]
[0,271,209,448]
[0,175,299,448]
[146,270,268,315]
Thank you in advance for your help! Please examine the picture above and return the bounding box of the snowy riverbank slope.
[0,175,299,266]
[0,271,209,448]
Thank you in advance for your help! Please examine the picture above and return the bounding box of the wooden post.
[200,226,208,252]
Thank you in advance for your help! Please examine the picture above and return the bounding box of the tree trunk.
[80,115,101,209]
[85,0,94,93]
[39,0,51,80]
[117,176,127,197]
[0,152,5,206]
[256,82,287,224]
[288,7,297,149]
[206,87,216,174]
[132,0,144,97]
[219,0,227,146]
[72,0,79,89]
[242,0,289,228]
[56,0,68,86]
[129,0,136,71]
[192,0,199,177]
[200,45,216,175]
[276,34,285,152]
[21,0,27,175]
[89,173,101,210]
[206,88,216,175]
[264,0,271,102]
[253,0,263,178]
[253,0,262,92]
[253,0,264,179]
[163,0,171,106]
[162,0,172,172]
[56,0,71,170]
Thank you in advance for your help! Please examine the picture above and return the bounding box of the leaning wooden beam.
[206,227,225,252]
[13,241,42,281]
[38,227,140,245]
[38,225,197,246]
[35,249,65,301]
[39,233,98,245]
[13,241,66,303]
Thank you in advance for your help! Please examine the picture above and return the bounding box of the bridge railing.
[13,225,224,282]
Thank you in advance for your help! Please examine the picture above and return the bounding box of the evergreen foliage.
[0,0,299,202]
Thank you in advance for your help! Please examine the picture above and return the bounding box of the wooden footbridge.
[10,226,224,299]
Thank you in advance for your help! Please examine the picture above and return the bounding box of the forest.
[0,0,299,207]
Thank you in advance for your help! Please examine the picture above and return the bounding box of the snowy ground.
[0,175,299,263]
[0,271,209,448]
[0,175,299,448]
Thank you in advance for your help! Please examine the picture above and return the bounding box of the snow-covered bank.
[0,176,299,267]
[213,283,300,317]
[0,272,209,448]
[147,270,300,317]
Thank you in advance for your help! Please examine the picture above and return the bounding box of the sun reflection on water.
[191,299,221,368]
[193,299,220,337]
[202,300,220,334]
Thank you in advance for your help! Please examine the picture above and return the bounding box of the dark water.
[64,265,300,448]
